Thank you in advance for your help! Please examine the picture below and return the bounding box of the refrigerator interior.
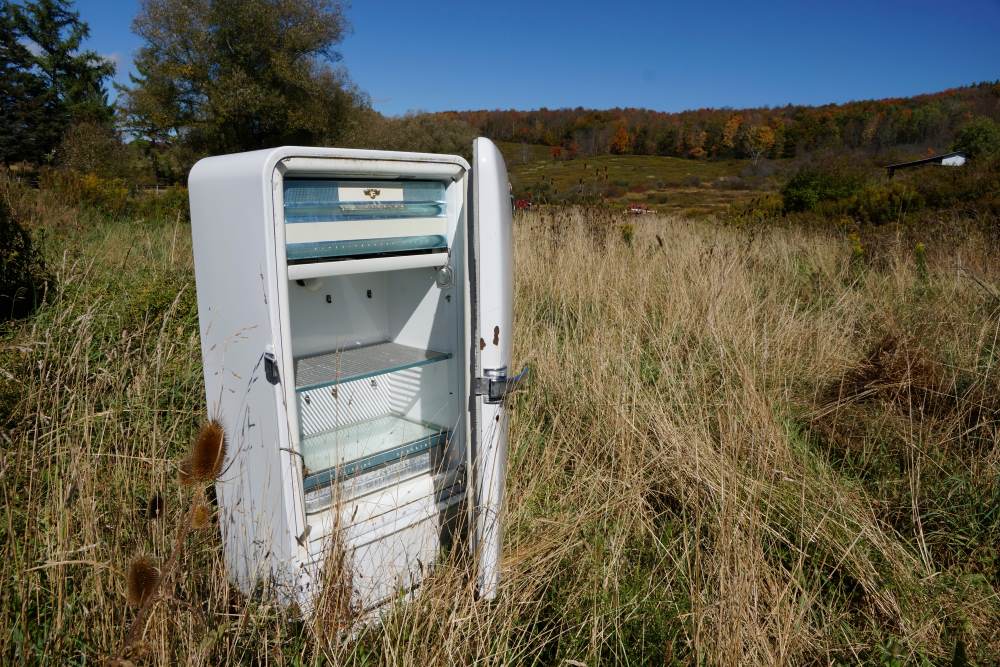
[287,266,461,513]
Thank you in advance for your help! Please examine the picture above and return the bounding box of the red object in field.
[514,199,533,210]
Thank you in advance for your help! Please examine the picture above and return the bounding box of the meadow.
[1,197,998,664]
[499,142,766,215]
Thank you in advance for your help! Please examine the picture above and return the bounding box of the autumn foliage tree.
[609,122,631,154]
[741,124,776,165]
[722,114,742,151]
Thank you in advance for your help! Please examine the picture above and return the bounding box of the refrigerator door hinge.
[473,365,529,404]
[264,351,281,385]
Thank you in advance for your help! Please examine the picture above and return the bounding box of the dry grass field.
[1,202,998,664]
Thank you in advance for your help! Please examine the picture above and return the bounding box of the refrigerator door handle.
[264,351,281,385]
[474,364,529,404]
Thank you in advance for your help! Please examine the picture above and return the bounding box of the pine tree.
[0,0,113,164]
[0,2,48,162]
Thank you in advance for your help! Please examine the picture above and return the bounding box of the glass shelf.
[286,235,447,262]
[294,341,451,392]
[285,201,446,222]
[301,414,448,493]
[303,450,436,514]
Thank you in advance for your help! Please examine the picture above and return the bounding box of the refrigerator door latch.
[474,365,529,404]
[264,352,281,385]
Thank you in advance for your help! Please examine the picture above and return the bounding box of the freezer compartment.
[284,179,446,222]
[283,178,448,262]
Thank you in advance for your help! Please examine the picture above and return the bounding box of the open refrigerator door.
[469,137,521,599]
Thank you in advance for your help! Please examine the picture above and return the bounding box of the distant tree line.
[436,82,1000,161]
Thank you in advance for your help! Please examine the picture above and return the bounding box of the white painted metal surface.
[189,140,515,616]
[189,150,299,593]
[471,138,514,599]
[287,253,447,281]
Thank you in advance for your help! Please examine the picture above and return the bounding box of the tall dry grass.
[1,206,997,664]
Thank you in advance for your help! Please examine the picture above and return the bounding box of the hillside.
[465,82,1000,213]
[442,81,1000,162]
[501,142,774,214]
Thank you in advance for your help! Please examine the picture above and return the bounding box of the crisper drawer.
[304,477,466,610]
[283,179,448,262]
[307,474,465,557]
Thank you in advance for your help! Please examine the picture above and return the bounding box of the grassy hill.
[500,142,779,215]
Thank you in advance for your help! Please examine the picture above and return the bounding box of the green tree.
[781,165,866,213]
[0,3,46,162]
[122,0,366,176]
[0,0,113,163]
[347,109,475,159]
[953,117,1000,159]
[17,0,114,123]
[56,120,155,183]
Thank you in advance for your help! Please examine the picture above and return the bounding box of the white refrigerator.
[188,138,520,614]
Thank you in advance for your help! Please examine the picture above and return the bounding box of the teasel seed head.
[191,501,211,529]
[126,556,160,607]
[145,493,164,520]
[188,419,227,482]
[178,459,193,486]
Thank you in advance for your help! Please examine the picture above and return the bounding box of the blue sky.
[76,0,1000,115]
